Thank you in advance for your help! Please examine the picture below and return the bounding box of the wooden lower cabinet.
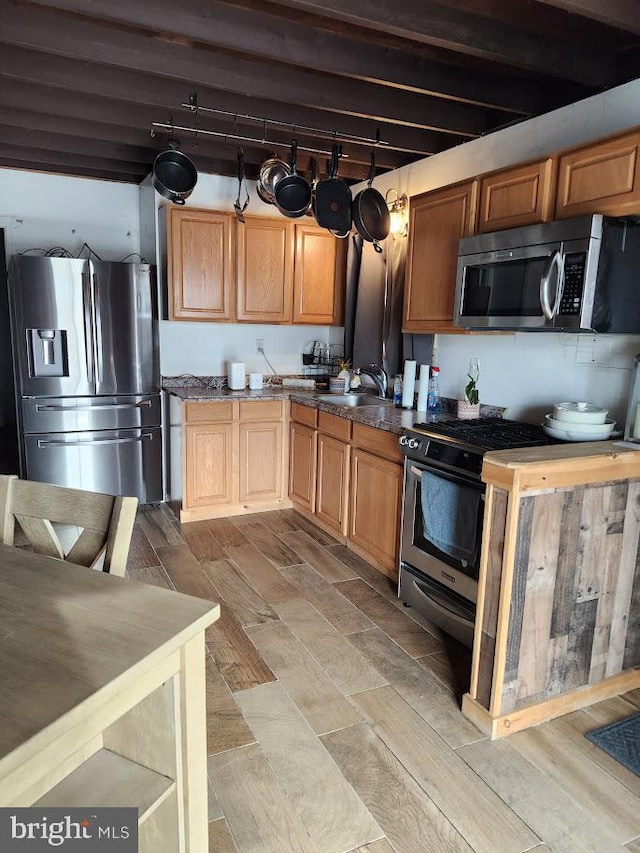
[184,422,234,509]
[289,421,317,512]
[316,433,350,535]
[289,406,402,578]
[182,400,290,521]
[349,448,403,580]
[239,420,284,502]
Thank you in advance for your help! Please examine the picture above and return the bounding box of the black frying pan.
[152,139,197,205]
[274,140,312,218]
[314,143,352,233]
[352,150,390,253]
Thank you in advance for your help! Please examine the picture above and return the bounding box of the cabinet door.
[349,448,402,579]
[239,420,284,502]
[236,218,294,323]
[555,131,640,219]
[403,181,477,334]
[289,421,317,512]
[316,433,350,535]
[184,422,234,509]
[478,159,556,233]
[168,208,234,321]
[293,225,345,325]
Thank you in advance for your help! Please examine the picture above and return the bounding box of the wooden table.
[0,544,219,851]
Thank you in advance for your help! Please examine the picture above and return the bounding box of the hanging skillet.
[315,143,352,233]
[258,153,291,205]
[352,150,390,253]
[152,138,197,206]
[274,140,312,219]
[306,158,318,218]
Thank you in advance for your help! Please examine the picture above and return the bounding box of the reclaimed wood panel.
[475,487,507,709]
[499,480,640,714]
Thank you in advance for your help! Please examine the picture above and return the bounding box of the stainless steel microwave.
[454,214,640,332]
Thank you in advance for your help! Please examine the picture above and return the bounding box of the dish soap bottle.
[427,366,440,412]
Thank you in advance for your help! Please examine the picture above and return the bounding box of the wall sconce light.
[386,189,408,236]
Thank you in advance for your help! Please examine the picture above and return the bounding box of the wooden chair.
[0,475,138,577]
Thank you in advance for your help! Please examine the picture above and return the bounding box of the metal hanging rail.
[150,120,344,158]
[183,96,387,150]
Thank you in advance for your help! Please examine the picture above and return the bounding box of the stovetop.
[407,417,553,452]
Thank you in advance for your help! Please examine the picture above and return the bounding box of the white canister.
[249,373,263,390]
[227,361,246,390]
[416,364,430,412]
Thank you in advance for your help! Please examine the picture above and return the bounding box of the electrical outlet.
[255,338,265,354]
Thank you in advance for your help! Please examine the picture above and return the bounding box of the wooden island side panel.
[500,480,640,714]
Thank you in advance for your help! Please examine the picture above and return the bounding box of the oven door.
[401,459,483,603]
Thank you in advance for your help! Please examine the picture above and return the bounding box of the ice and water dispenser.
[27,328,68,377]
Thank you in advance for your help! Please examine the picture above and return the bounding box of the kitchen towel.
[416,364,430,412]
[421,471,482,563]
[228,362,246,390]
[401,360,417,408]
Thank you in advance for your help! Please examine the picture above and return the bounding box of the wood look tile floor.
[126,505,640,853]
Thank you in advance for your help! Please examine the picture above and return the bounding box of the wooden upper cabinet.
[168,208,234,322]
[403,181,478,334]
[555,130,640,219]
[293,224,345,325]
[236,217,294,323]
[478,158,556,233]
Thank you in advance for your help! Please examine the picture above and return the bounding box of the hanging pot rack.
[150,119,344,159]
[183,91,388,151]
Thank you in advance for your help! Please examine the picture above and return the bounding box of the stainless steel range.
[398,417,554,647]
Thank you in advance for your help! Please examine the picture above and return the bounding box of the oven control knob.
[407,438,420,449]
[399,435,408,446]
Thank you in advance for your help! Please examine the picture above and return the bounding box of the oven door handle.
[411,578,475,627]
[410,464,484,495]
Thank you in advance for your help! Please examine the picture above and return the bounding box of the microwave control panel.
[559,252,586,315]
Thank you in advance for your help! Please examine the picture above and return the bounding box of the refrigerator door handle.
[34,400,153,413]
[90,273,103,384]
[82,271,96,385]
[38,433,154,448]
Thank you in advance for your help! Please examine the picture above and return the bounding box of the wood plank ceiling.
[0,0,638,184]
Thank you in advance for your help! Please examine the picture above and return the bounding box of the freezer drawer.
[22,394,161,434]
[24,427,163,503]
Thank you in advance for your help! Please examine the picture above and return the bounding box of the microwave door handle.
[540,249,565,320]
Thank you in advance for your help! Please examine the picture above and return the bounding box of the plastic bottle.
[427,366,440,412]
[393,374,403,406]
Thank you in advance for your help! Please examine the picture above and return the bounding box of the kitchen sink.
[316,394,391,407]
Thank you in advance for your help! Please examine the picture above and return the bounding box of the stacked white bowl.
[542,401,615,441]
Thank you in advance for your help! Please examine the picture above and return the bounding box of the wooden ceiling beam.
[530,0,640,36]
[0,88,412,171]
[0,143,147,180]
[0,158,144,184]
[0,44,455,158]
[259,0,616,86]
[25,0,547,116]
[0,1,491,136]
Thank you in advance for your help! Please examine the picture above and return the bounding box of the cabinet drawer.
[352,422,402,463]
[184,401,235,423]
[291,402,318,427]
[239,400,284,422]
[318,410,352,441]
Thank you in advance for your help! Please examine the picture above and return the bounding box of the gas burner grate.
[411,417,551,451]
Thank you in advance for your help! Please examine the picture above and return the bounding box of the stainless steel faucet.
[353,364,388,398]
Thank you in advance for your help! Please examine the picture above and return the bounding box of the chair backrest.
[0,475,138,577]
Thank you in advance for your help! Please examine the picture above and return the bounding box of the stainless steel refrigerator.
[8,255,162,503]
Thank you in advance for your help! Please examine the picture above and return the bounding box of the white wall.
[143,171,343,377]
[360,79,640,427]
[0,167,140,259]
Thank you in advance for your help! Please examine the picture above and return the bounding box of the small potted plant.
[457,358,480,419]
[330,358,352,393]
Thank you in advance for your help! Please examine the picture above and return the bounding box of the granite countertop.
[164,381,457,436]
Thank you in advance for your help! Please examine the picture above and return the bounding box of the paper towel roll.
[228,361,246,390]
[416,363,430,412]
[401,360,416,409]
